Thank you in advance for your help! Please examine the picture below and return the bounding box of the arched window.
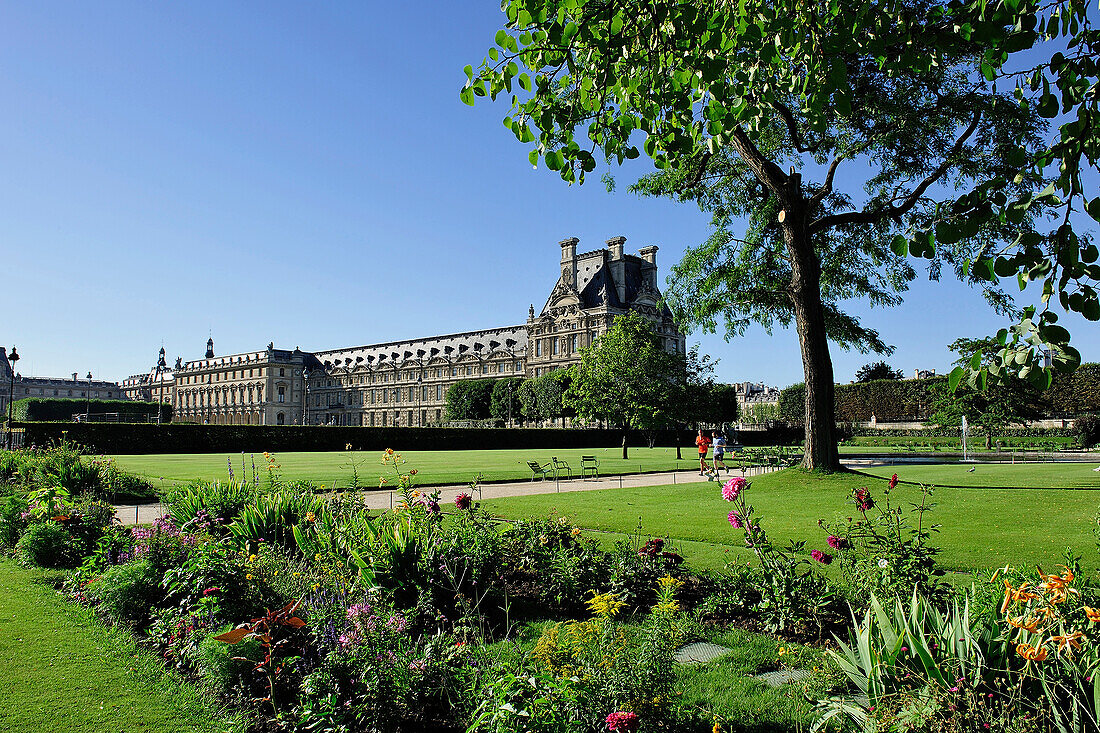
[276,412,285,425]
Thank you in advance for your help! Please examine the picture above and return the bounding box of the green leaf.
[948,366,964,392]
[1087,197,1100,223]
[890,235,908,257]
[460,87,475,106]
[969,351,982,371]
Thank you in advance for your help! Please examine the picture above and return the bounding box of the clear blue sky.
[1,2,1096,386]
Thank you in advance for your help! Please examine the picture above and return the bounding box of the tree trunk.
[784,194,841,472]
[622,433,628,460]
[675,425,682,460]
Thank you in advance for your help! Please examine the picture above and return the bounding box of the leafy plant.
[214,600,308,713]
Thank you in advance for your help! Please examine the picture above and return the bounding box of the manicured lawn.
[108,447,692,489]
[481,469,1100,572]
[0,561,242,733]
[858,461,1100,489]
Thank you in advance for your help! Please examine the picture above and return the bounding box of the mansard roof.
[313,325,528,371]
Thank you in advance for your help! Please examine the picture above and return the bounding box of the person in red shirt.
[695,428,711,476]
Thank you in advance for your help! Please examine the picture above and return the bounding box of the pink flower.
[455,493,472,510]
[202,587,220,596]
[722,476,748,501]
[811,549,833,565]
[605,711,640,733]
[888,473,899,490]
[827,535,848,550]
[728,511,743,529]
[854,487,874,512]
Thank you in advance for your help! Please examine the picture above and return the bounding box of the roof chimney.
[606,236,625,260]
[560,237,579,289]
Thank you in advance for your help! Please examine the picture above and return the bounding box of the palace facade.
[1,346,123,419]
[125,236,686,426]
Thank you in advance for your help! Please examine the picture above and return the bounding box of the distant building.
[0,346,122,419]
[914,368,937,379]
[126,236,685,426]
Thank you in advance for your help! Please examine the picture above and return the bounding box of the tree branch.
[809,112,982,235]
[770,100,817,154]
[807,155,844,210]
[728,127,789,200]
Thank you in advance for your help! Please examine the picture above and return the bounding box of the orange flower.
[1052,631,1086,657]
[1084,606,1100,623]
[1001,580,1042,614]
[1016,643,1049,662]
[1037,566,1079,603]
[1007,615,1044,633]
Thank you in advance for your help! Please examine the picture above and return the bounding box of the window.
[277,412,285,425]
[451,367,457,376]
[571,335,578,351]
[278,386,286,403]
[370,412,376,426]
[279,368,285,377]
[436,384,442,400]
[382,390,387,403]
[552,339,559,355]
[481,365,488,375]
[515,362,522,372]
[536,341,542,357]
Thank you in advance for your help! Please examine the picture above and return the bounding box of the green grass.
[0,560,243,733]
[107,447,694,489]
[858,461,1100,489]
[481,468,1100,572]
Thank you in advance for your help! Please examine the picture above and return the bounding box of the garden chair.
[580,455,599,480]
[551,457,573,480]
[527,460,551,481]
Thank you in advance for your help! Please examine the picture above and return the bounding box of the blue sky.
[0,1,1096,386]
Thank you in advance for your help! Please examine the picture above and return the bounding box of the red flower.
[606,711,640,733]
[888,473,899,490]
[455,493,473,511]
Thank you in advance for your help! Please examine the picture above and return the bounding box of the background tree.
[443,379,495,422]
[743,401,780,425]
[662,345,719,458]
[517,378,539,424]
[855,362,905,383]
[928,337,1043,448]
[490,377,525,425]
[566,311,680,459]
[466,0,1049,471]
[696,383,741,428]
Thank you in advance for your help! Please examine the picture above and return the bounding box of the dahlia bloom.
[722,476,748,501]
[606,711,640,733]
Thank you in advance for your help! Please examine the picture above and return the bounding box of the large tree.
[566,311,682,458]
[462,0,1056,468]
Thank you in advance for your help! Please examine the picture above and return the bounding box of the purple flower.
[827,535,849,550]
[728,511,743,529]
[811,549,833,565]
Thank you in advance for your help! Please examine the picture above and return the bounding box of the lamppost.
[85,372,92,422]
[417,373,423,426]
[303,367,311,426]
[6,346,18,449]
[507,379,513,428]
[154,347,167,425]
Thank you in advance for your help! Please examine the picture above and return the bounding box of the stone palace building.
[1,346,123,419]
[122,236,686,427]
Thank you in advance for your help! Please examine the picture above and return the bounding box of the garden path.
[112,466,769,525]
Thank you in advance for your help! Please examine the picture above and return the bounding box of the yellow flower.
[713,724,722,733]
[586,592,626,619]
[778,647,787,656]
[571,527,582,538]
[657,575,683,592]
[385,448,394,455]
[1084,606,1100,623]
[312,583,320,591]
[246,574,254,580]
[248,554,257,563]
[304,512,316,523]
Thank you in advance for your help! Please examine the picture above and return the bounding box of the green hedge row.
[779,364,1100,423]
[845,426,1077,438]
[10,398,172,423]
[15,422,803,455]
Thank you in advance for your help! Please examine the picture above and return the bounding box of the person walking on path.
[696,429,712,476]
[712,431,729,474]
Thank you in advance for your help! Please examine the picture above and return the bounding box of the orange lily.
[1052,631,1086,657]
[1007,615,1045,633]
[1001,580,1042,614]
[1016,643,1049,662]
[1083,606,1100,624]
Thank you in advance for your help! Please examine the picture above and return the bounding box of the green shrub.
[164,479,260,530]
[16,521,78,568]
[227,490,326,554]
[1076,414,1100,449]
[11,397,171,422]
[90,558,167,627]
[196,628,265,699]
[0,493,30,548]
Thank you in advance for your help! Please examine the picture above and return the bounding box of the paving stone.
[755,667,813,687]
[674,642,733,665]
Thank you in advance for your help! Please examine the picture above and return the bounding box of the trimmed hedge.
[846,426,1076,438]
[10,398,172,423]
[15,422,803,455]
[779,365,1100,424]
